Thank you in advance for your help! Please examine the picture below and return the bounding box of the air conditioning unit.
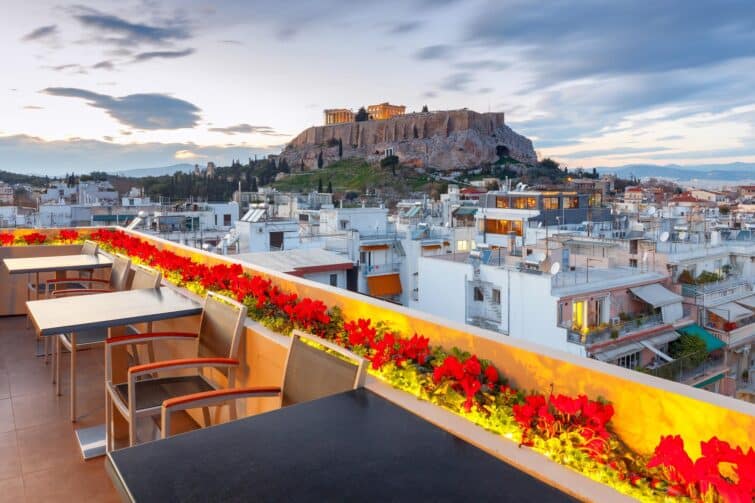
[611,317,621,325]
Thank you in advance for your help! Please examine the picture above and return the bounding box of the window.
[527,197,537,209]
[495,196,509,208]
[223,214,231,226]
[484,219,523,236]
[129,198,135,206]
[616,351,640,369]
[339,220,349,230]
[456,240,468,251]
[359,251,367,264]
[329,274,338,287]
[543,197,559,210]
[589,193,602,207]
[629,258,638,268]
[513,197,527,209]
[473,287,484,302]
[563,196,580,209]
[492,288,501,304]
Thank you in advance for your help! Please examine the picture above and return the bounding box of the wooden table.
[106,389,576,503]
[27,287,203,459]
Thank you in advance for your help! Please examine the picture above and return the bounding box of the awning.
[453,207,478,217]
[707,302,752,322]
[693,373,725,389]
[360,244,389,251]
[422,244,441,250]
[404,206,420,218]
[640,341,674,362]
[367,274,402,297]
[593,342,643,362]
[630,284,683,307]
[676,324,726,352]
[734,295,755,310]
[645,330,681,347]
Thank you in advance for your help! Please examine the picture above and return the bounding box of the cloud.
[415,44,454,60]
[439,72,473,91]
[70,6,191,47]
[556,146,672,158]
[220,39,243,45]
[477,87,494,94]
[422,91,437,98]
[208,124,287,136]
[92,60,115,70]
[46,63,88,74]
[21,25,58,42]
[455,59,508,72]
[0,134,276,175]
[174,149,207,160]
[23,105,44,110]
[41,87,201,129]
[389,21,422,34]
[133,48,195,62]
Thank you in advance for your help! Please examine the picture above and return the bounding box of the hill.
[598,162,755,182]
[111,163,194,178]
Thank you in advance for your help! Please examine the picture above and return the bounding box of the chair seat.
[115,375,215,412]
[61,327,109,346]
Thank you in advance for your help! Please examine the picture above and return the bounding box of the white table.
[26,287,203,459]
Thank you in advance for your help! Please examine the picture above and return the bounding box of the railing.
[361,262,401,276]
[563,313,664,345]
[707,322,755,347]
[681,277,752,306]
[645,351,728,386]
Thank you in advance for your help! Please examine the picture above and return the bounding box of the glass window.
[473,287,484,302]
[492,288,501,304]
[616,352,640,369]
[456,240,468,251]
[329,274,338,287]
[527,197,537,209]
[513,197,527,209]
[495,196,509,208]
[563,196,580,209]
[589,193,602,207]
[543,197,559,210]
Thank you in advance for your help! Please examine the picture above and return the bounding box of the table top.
[27,286,202,336]
[3,254,113,274]
[107,389,576,503]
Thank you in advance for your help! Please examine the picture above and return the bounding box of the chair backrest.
[281,331,367,407]
[129,265,162,290]
[197,293,248,368]
[81,240,98,256]
[109,255,132,291]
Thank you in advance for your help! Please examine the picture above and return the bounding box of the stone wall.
[280,109,537,171]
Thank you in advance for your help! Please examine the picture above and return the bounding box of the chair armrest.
[128,357,239,378]
[162,386,282,411]
[46,277,110,285]
[51,288,113,297]
[107,331,198,347]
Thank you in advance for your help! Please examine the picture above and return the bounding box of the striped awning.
[593,342,643,362]
[367,273,402,297]
[708,302,752,322]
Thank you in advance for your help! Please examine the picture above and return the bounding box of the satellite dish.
[550,262,561,275]
[642,251,649,263]
[659,231,669,242]
[538,221,543,228]
[647,207,656,216]
[679,232,687,241]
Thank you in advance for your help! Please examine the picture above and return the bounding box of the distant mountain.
[597,162,755,182]
[110,163,194,178]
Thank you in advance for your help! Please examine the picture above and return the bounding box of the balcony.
[361,262,401,276]
[563,313,665,346]
[1,228,754,501]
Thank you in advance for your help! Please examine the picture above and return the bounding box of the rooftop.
[235,248,353,274]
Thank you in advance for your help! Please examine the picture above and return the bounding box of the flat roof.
[235,248,353,274]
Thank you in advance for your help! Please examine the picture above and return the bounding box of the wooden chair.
[159,330,367,440]
[105,292,247,449]
[54,263,160,422]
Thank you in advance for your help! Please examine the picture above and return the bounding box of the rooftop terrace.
[0,227,753,501]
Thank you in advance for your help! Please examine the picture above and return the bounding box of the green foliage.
[696,270,720,284]
[668,334,707,367]
[421,104,429,113]
[539,158,560,171]
[317,151,324,169]
[677,270,695,284]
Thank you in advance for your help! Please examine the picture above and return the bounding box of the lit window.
[513,198,527,209]
[456,240,468,251]
[563,196,580,209]
[496,197,509,208]
[527,197,537,209]
[543,197,559,210]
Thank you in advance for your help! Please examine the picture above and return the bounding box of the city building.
[0,181,13,205]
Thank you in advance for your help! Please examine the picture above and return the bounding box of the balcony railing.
[681,277,752,306]
[361,262,401,276]
[645,351,728,386]
[563,313,664,345]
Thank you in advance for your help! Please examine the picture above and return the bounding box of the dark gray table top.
[107,388,576,503]
[27,287,202,336]
[3,254,113,274]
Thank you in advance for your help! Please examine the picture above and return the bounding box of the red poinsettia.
[343,318,377,347]
[0,233,14,246]
[57,229,79,242]
[22,232,47,245]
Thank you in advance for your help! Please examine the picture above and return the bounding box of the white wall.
[302,270,347,289]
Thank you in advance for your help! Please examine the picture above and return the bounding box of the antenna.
[550,262,561,275]
[659,231,669,242]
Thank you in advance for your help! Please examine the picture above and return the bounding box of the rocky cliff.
[280,109,537,171]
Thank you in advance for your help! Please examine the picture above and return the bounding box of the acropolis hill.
[280,109,537,171]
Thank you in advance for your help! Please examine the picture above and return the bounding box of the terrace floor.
[0,316,119,502]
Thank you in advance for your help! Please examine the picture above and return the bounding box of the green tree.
[381,155,399,176]
[338,138,343,158]
[318,177,323,193]
[668,334,708,368]
[421,105,429,112]
[355,107,369,122]
[539,158,559,171]
[317,151,324,169]
[327,181,333,193]
[250,176,258,192]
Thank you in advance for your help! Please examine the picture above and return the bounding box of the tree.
[250,176,258,192]
[355,107,369,122]
[338,138,343,158]
[592,167,598,178]
[317,151,324,169]
[539,158,559,171]
[327,181,333,193]
[421,105,429,113]
[318,177,323,193]
[380,155,399,176]
[279,158,290,173]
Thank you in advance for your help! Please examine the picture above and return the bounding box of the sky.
[2,0,755,175]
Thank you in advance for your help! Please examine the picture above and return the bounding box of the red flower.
[57,229,79,242]
[550,394,581,416]
[647,435,696,488]
[22,232,47,245]
[433,355,464,383]
[0,233,13,246]
[463,355,482,377]
[344,319,376,347]
[484,364,499,386]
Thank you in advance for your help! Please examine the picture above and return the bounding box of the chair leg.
[202,407,211,428]
[105,390,111,452]
[70,335,76,422]
[56,338,62,396]
[128,417,136,447]
[51,337,56,384]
